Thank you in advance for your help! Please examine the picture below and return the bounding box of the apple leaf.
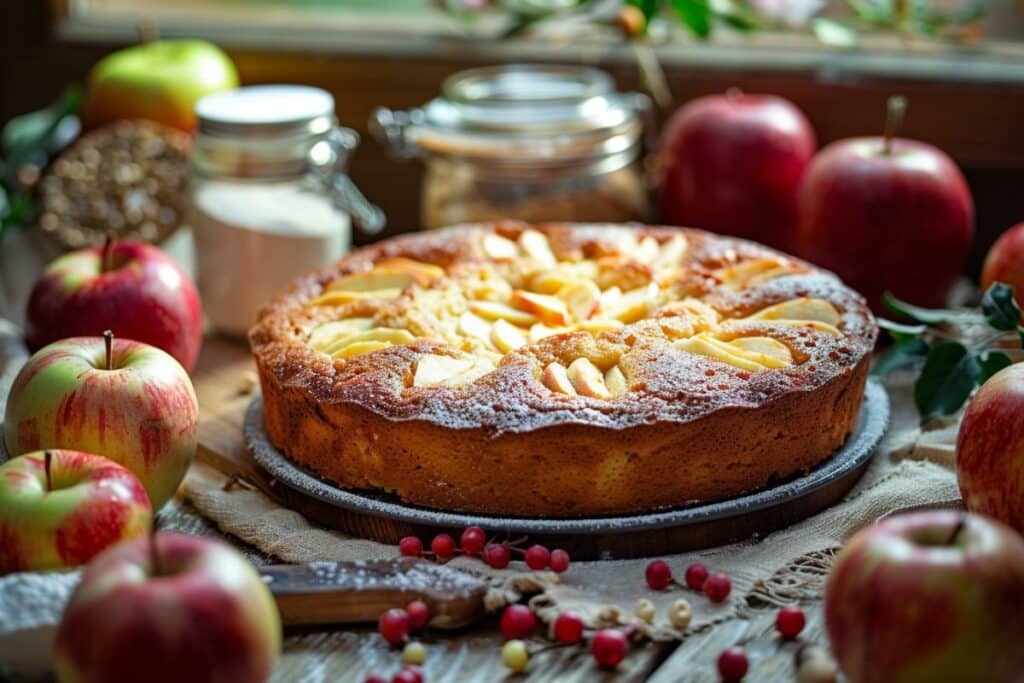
[877,318,927,342]
[914,341,981,423]
[671,0,713,38]
[871,337,929,377]
[980,282,1022,331]
[881,291,974,326]
[810,17,858,46]
[978,350,1013,384]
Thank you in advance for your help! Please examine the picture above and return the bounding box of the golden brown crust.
[250,222,877,517]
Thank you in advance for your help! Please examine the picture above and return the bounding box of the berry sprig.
[710,605,809,681]
[644,560,732,604]
[369,601,434,682]
[397,527,571,573]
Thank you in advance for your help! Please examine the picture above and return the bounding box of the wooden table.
[192,336,828,683]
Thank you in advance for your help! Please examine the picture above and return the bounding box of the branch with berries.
[873,282,1024,423]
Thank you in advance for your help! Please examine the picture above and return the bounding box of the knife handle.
[261,558,488,630]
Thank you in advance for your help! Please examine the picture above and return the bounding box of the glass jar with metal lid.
[372,64,651,230]
[189,85,383,337]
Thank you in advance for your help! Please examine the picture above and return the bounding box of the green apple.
[4,333,198,509]
[0,450,152,574]
[82,39,239,132]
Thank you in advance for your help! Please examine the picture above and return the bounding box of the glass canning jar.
[372,64,651,230]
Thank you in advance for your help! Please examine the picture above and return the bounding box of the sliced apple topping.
[541,362,577,396]
[674,333,794,372]
[528,261,599,294]
[510,290,570,326]
[604,365,628,396]
[575,318,625,334]
[518,229,557,268]
[326,269,415,294]
[557,279,601,322]
[633,235,661,264]
[744,298,842,336]
[491,318,528,353]
[566,357,612,399]
[374,257,445,284]
[714,258,805,290]
[653,234,688,270]
[469,300,538,327]
[457,311,493,342]
[413,353,494,388]
[312,288,403,306]
[318,327,417,359]
[481,233,519,260]
[308,318,375,350]
[595,283,659,323]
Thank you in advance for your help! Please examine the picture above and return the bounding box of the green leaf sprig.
[874,283,1023,423]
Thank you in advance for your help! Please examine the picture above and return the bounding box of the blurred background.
[1,0,1023,273]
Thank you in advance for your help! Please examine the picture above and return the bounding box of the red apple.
[981,222,1024,305]
[25,239,202,373]
[825,510,1024,683]
[659,90,816,251]
[794,97,974,311]
[0,450,151,575]
[957,363,1024,533]
[54,533,281,683]
[82,39,239,133]
[4,333,198,510]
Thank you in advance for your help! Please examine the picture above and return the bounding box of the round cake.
[250,222,877,517]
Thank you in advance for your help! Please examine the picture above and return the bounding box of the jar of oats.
[372,64,650,230]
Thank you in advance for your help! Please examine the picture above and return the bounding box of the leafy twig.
[874,283,1023,423]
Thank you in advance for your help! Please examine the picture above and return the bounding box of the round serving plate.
[246,380,889,560]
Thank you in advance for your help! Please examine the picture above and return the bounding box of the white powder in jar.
[190,180,351,338]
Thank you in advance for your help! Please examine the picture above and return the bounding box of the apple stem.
[103,330,114,371]
[44,451,53,492]
[945,517,966,546]
[102,234,118,274]
[882,95,907,155]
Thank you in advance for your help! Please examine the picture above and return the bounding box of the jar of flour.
[189,85,383,338]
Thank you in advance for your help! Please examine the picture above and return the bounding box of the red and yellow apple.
[54,533,281,683]
[3,334,198,509]
[981,222,1024,305]
[25,239,203,373]
[0,450,151,575]
[794,99,973,311]
[82,39,239,133]
[659,91,816,251]
[957,363,1024,533]
[825,510,1024,683]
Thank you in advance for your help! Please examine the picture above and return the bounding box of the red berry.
[500,604,537,640]
[460,526,486,556]
[525,545,551,570]
[378,608,411,646]
[406,600,430,629]
[645,560,672,590]
[591,628,628,668]
[431,533,457,559]
[483,543,511,569]
[717,646,749,681]
[553,612,584,644]
[365,677,387,683]
[684,563,709,591]
[392,666,423,683]
[399,537,423,557]
[549,549,570,573]
[775,605,806,639]
[703,572,732,603]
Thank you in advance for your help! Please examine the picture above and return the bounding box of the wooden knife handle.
[261,558,488,630]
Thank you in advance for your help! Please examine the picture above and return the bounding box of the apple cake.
[250,222,876,517]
